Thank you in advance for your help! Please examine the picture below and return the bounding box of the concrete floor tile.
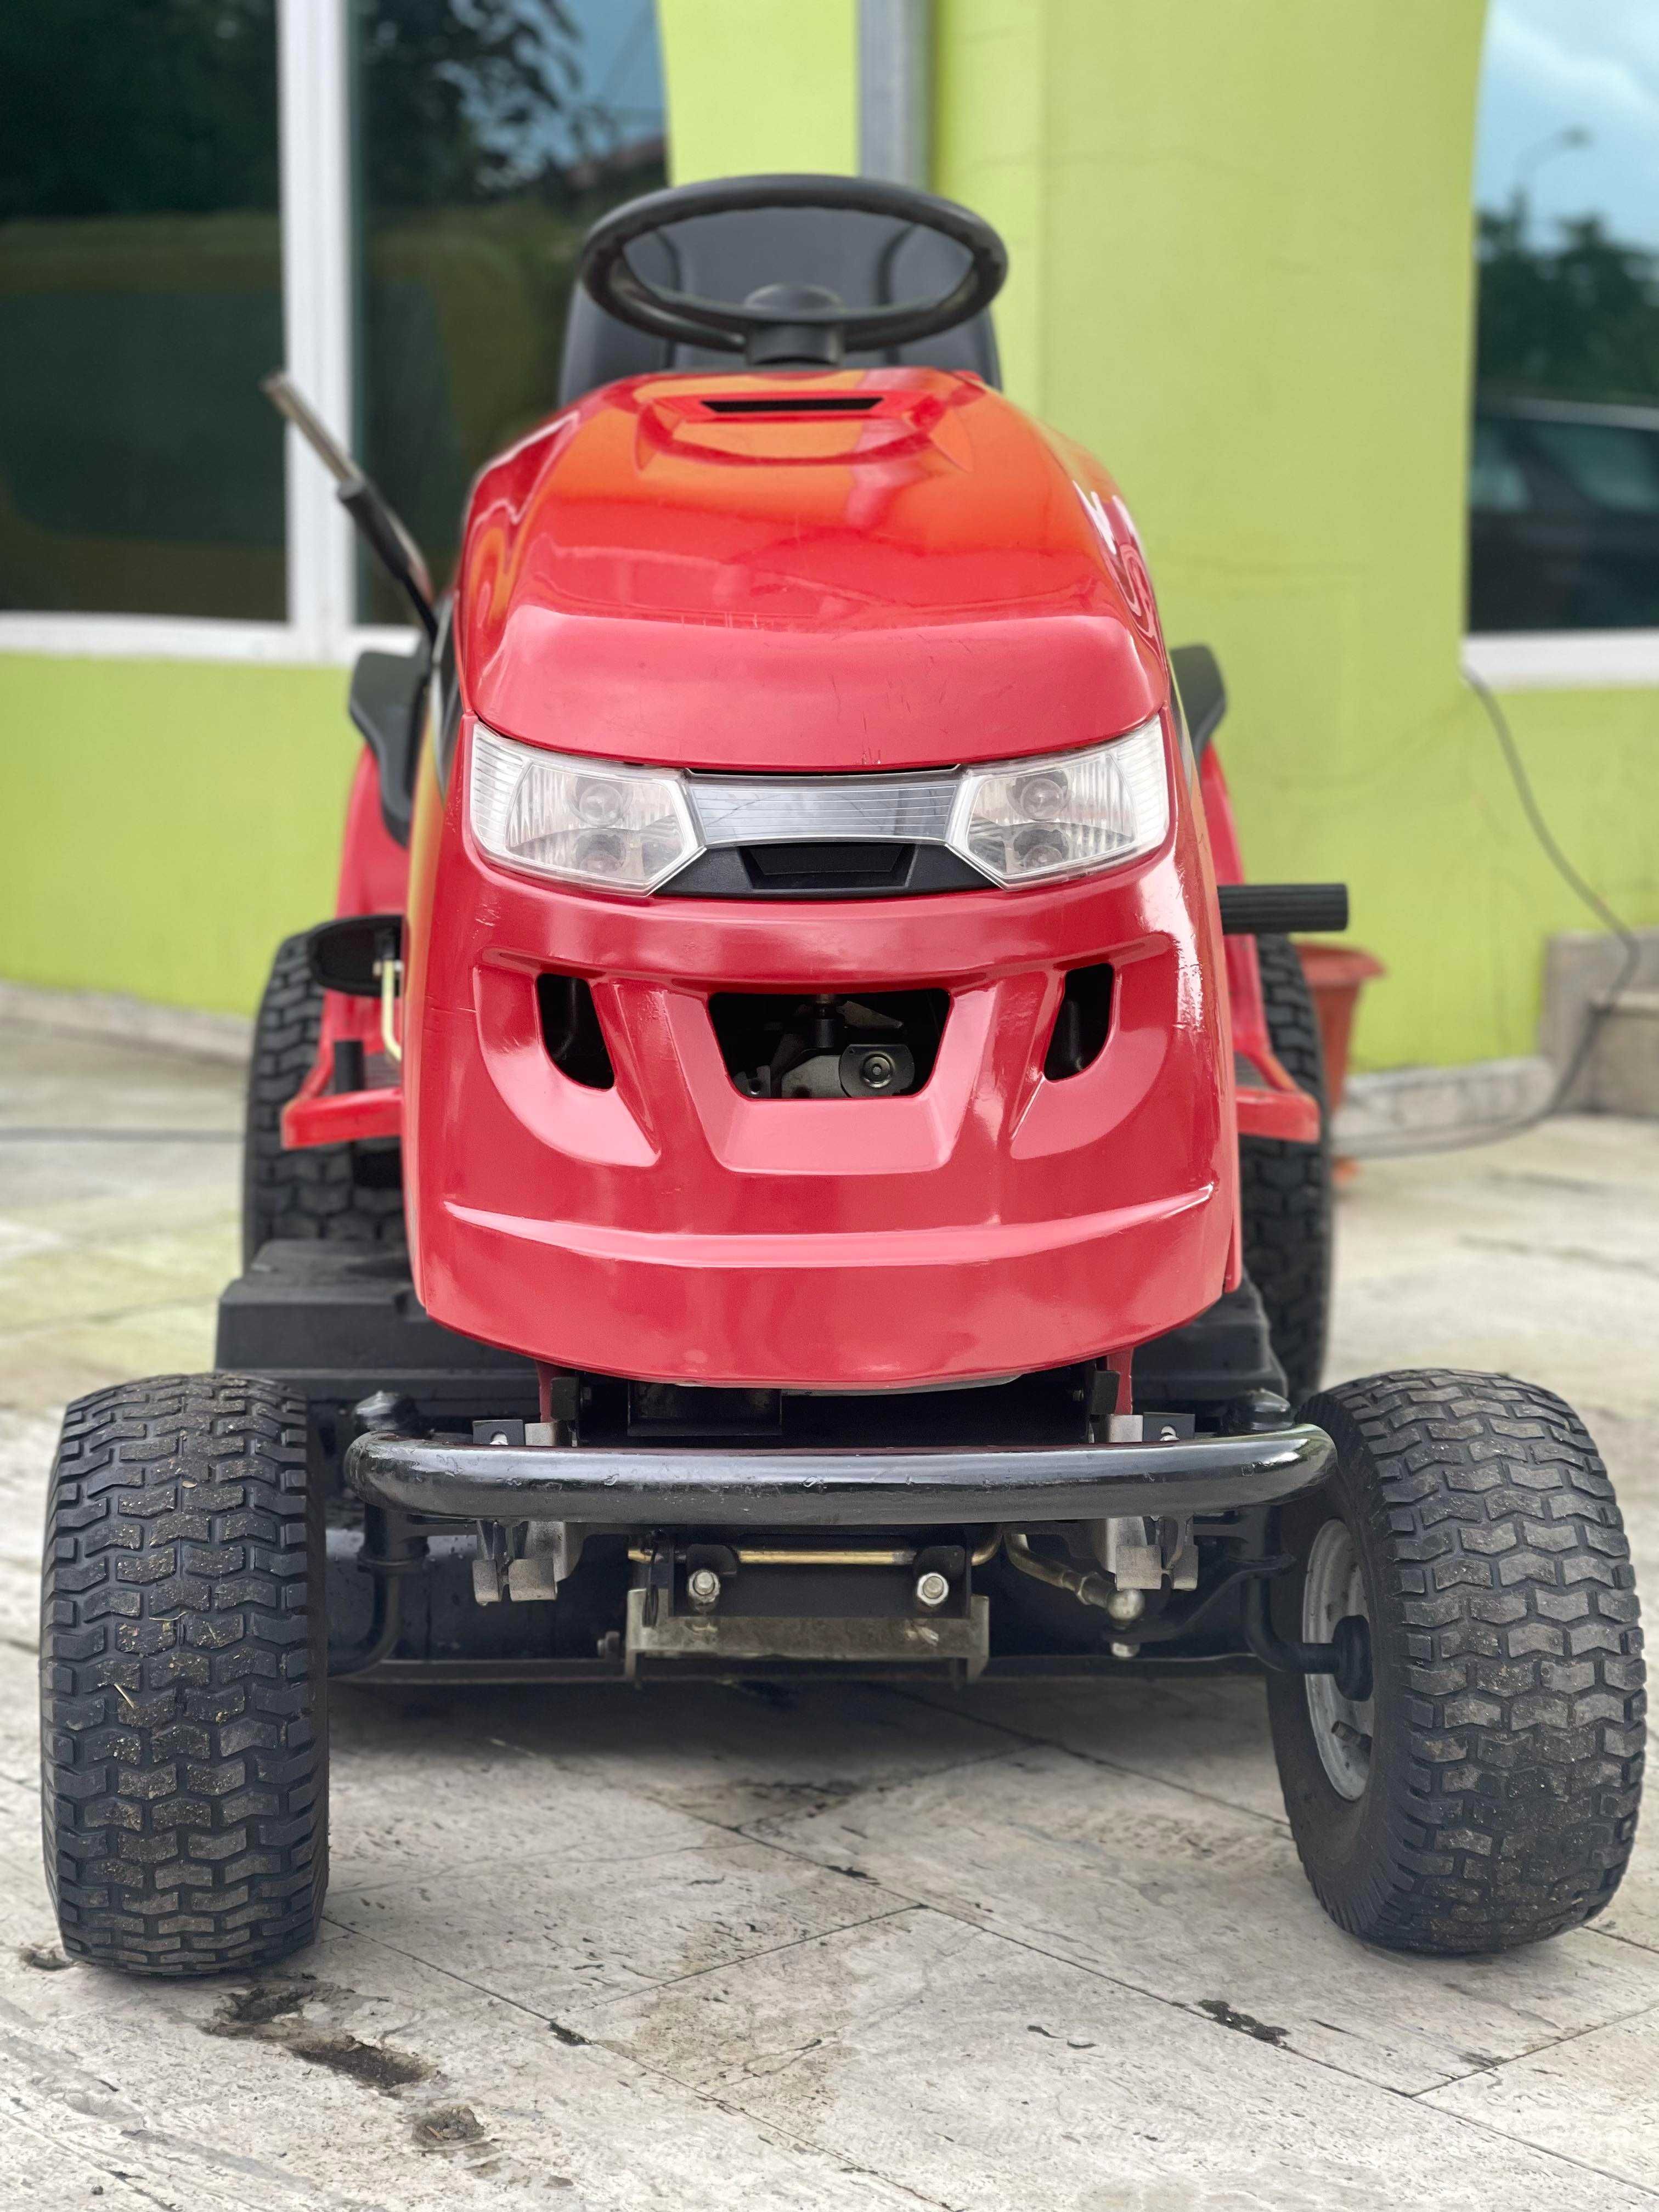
[0,1024,245,1128]
[1585,1813,1659,1958]
[0,1646,40,1787]
[0,2129,198,2212]
[910,1672,1289,1824]
[1423,2001,1659,2196]
[0,1158,239,1244]
[330,1675,1013,1832]
[1327,1117,1659,1418]
[0,1412,53,1660]
[331,1837,909,2018]
[742,1740,1659,2096]
[573,1908,1651,2210]
[0,1915,928,2212]
[0,1299,221,1418]
[0,1234,232,1334]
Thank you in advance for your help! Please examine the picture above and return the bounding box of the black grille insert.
[744,842,913,891]
[659,843,985,899]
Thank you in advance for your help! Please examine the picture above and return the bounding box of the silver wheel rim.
[1302,1519,1373,1801]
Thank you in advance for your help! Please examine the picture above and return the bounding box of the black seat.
[1169,644,1226,759]
[559,206,1001,405]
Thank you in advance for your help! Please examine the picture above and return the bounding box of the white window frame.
[0,0,407,667]
[1463,630,1659,690]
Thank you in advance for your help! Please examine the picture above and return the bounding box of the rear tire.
[1267,1370,1645,1955]
[243,932,404,1264]
[41,1375,330,1977]
[1240,932,1330,1406]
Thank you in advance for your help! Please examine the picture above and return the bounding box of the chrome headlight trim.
[685,769,960,850]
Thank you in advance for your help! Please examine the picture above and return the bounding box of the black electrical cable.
[1345,671,1644,1160]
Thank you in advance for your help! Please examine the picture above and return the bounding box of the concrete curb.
[1542,927,1659,1116]
[0,979,252,1066]
[1333,1057,1555,1155]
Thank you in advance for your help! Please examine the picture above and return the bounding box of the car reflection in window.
[1469,397,1659,632]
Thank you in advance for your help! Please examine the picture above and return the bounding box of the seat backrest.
[1169,644,1227,759]
[559,206,1001,406]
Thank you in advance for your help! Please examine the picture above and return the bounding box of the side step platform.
[215,1240,538,1421]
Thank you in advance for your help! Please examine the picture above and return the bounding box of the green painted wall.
[0,655,354,1015]
[3,0,1656,1064]
[935,0,1659,1069]
[658,0,856,180]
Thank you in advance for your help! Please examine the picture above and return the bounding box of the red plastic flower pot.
[1294,943,1387,1114]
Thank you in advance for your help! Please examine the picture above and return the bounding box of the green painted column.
[658,0,857,181]
[935,0,1659,1068]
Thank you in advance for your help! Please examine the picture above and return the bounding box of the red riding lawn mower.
[42,177,1643,1977]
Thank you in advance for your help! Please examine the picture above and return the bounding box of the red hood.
[455,366,1165,774]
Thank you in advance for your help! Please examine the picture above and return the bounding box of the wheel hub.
[1302,1518,1373,1800]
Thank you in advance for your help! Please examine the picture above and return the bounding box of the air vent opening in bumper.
[538,974,614,1090]
[1043,964,1114,1079]
[709,988,950,1099]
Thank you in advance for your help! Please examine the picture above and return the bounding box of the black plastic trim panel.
[661,842,986,899]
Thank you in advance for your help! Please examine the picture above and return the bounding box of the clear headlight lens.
[946,718,1170,886]
[469,724,702,893]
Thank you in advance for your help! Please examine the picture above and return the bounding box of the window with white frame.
[0,0,665,655]
[0,1,286,621]
[1470,3,1659,637]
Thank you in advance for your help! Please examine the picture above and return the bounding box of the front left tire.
[41,1374,330,1976]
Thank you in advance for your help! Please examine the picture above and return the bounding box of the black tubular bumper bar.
[345,1423,1335,1527]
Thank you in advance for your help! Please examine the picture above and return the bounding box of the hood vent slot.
[702,395,882,416]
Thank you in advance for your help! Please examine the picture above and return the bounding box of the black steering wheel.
[576,173,1007,369]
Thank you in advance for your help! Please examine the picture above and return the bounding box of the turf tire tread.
[242,932,404,1264]
[1280,1369,1645,1954]
[40,1374,329,1976]
[1240,932,1331,1406]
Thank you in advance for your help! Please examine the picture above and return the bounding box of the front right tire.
[1268,1369,1645,1954]
[243,932,405,1265]
[1240,932,1331,1407]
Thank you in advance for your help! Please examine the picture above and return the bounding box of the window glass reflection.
[1470,3,1659,630]
[0,1,284,618]
[354,0,667,624]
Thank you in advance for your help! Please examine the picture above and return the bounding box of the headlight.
[469,724,702,893]
[945,718,1170,886]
